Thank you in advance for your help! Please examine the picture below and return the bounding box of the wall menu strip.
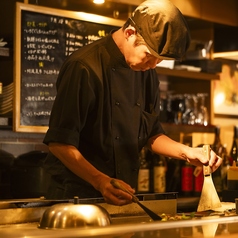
[14,2,123,133]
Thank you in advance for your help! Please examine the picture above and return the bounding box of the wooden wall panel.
[171,0,201,19]
[171,0,238,26]
[201,0,238,26]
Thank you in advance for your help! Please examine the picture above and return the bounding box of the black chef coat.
[43,33,165,199]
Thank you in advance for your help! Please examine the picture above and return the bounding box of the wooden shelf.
[155,67,220,80]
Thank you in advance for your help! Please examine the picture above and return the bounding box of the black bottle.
[212,126,223,155]
[166,158,181,193]
[221,144,230,191]
[211,126,223,195]
[230,125,238,166]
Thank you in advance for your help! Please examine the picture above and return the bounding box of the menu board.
[14,2,123,133]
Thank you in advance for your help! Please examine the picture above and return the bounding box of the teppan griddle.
[0,195,237,238]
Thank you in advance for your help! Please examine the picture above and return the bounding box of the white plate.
[175,65,202,72]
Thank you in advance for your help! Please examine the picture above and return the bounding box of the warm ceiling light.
[93,0,105,4]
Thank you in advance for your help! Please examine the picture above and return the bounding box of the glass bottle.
[221,144,230,191]
[137,147,150,193]
[230,125,238,166]
[153,154,166,193]
[211,126,223,195]
[212,126,223,155]
[166,157,181,192]
[0,81,2,94]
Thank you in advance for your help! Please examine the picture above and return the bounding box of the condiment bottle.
[181,160,194,196]
[137,147,150,193]
[153,153,166,193]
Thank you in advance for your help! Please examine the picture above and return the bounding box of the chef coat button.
[136,102,141,106]
[115,136,120,140]
[115,101,120,106]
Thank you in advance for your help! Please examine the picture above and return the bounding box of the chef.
[43,0,222,205]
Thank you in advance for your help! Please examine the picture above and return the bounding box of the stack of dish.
[0,38,9,57]
[0,82,13,115]
[0,38,7,47]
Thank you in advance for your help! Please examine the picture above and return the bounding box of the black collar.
[106,32,130,69]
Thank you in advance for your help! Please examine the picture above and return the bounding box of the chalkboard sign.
[14,2,123,133]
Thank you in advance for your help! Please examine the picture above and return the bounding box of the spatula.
[197,145,222,212]
[110,179,162,220]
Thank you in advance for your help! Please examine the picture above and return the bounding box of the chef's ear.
[124,26,137,40]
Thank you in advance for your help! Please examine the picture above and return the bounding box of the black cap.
[130,0,190,60]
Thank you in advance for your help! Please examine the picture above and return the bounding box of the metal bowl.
[38,203,111,229]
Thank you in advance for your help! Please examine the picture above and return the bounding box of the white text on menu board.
[24,17,107,73]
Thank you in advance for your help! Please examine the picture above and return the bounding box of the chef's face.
[124,33,162,71]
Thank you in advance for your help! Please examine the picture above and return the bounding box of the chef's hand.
[185,146,223,173]
[96,177,135,206]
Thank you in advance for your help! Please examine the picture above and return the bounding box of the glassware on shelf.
[170,94,185,124]
[187,94,198,125]
[197,93,209,126]
[163,92,209,125]
[182,94,194,125]
[187,93,209,126]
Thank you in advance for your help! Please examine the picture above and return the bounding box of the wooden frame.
[14,2,123,133]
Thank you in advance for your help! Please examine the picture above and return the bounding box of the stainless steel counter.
[0,193,177,225]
